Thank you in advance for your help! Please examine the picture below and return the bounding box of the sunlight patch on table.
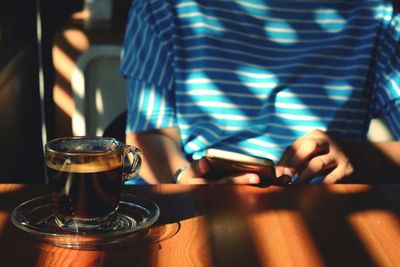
[250,210,324,266]
[0,184,25,193]
[348,210,400,266]
[326,184,371,194]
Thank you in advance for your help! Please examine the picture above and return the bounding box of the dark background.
[0,0,131,183]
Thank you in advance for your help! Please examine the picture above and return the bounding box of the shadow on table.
[197,184,400,267]
[0,185,48,266]
[0,185,194,266]
[1,184,399,266]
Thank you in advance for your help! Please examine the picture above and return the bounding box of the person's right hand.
[275,129,354,184]
[177,157,261,184]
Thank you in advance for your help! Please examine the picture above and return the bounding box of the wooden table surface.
[0,183,399,267]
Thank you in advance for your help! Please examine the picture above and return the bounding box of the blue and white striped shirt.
[121,0,400,163]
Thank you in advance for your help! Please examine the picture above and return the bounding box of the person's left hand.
[275,129,354,184]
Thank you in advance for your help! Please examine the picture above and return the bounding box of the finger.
[322,160,354,184]
[278,129,331,165]
[280,138,329,173]
[213,173,260,184]
[231,173,260,184]
[275,165,296,178]
[295,154,337,184]
[278,137,312,166]
[184,178,208,184]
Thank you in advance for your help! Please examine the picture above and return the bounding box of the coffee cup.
[45,136,141,233]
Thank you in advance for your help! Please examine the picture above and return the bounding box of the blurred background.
[0,0,132,183]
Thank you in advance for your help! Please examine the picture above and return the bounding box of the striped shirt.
[120,0,400,163]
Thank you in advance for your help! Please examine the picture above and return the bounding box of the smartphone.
[205,148,276,186]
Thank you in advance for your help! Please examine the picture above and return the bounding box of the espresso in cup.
[47,158,123,220]
[45,137,141,233]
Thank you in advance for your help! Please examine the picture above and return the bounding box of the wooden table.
[0,184,399,266]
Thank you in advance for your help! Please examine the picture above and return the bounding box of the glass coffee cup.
[45,136,142,233]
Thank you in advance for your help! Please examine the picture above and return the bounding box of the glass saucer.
[10,193,160,249]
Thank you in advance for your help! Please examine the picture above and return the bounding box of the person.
[120,0,400,185]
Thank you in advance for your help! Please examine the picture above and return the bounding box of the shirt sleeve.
[120,0,177,133]
[372,7,400,139]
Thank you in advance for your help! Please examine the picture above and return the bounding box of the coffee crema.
[46,158,122,173]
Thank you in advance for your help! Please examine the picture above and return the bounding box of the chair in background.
[71,45,127,140]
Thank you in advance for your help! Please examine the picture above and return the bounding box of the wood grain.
[0,184,399,266]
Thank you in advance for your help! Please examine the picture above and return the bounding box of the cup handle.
[123,145,142,181]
